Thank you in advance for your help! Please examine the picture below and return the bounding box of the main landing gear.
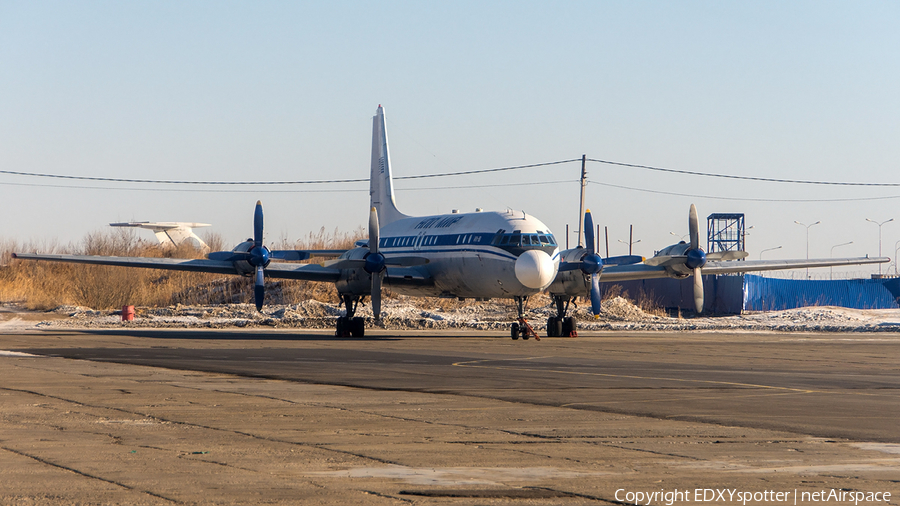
[336,294,366,337]
[546,295,577,337]
[510,296,540,341]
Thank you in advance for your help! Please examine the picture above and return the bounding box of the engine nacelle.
[334,247,375,295]
[546,247,597,296]
[230,240,258,276]
[648,241,707,279]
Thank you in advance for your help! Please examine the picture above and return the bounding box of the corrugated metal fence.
[742,275,899,311]
[602,274,900,314]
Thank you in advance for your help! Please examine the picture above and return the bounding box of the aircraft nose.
[515,249,556,289]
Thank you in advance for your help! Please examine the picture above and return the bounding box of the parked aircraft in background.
[14,106,890,339]
[110,221,211,250]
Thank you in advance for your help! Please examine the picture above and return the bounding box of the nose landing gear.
[511,296,540,341]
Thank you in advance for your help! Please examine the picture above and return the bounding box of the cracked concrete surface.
[2,350,899,505]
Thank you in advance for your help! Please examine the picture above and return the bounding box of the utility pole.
[604,226,609,258]
[629,225,633,256]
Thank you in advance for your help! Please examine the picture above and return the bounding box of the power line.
[4,155,898,189]
[587,158,900,187]
[0,159,579,185]
[588,181,900,202]
[0,178,576,194]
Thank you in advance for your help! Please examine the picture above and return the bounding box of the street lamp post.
[866,218,894,275]
[829,241,853,280]
[794,220,821,279]
[759,245,782,260]
[617,238,641,256]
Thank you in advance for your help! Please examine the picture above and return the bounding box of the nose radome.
[515,249,556,289]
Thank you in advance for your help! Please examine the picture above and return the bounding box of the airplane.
[14,106,890,339]
[109,221,212,249]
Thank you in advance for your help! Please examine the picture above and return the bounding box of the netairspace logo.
[614,488,892,506]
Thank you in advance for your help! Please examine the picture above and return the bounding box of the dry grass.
[2,227,665,315]
[599,284,665,316]
[0,227,365,310]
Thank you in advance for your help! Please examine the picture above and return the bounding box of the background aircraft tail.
[370,105,409,226]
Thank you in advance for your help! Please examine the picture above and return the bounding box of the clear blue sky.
[2,1,898,276]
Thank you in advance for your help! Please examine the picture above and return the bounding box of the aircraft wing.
[12,253,342,283]
[598,256,889,283]
[700,257,890,276]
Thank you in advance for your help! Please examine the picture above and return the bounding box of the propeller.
[364,207,386,320]
[249,201,270,311]
[207,201,270,310]
[686,204,706,313]
[582,210,604,317]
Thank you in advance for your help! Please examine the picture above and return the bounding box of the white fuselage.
[378,210,559,299]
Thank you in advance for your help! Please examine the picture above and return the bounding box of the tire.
[350,317,365,338]
[547,317,562,337]
[335,317,345,337]
[562,317,576,337]
[510,323,520,340]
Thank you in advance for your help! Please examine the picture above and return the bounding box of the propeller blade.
[706,250,750,261]
[603,255,644,266]
[254,265,265,311]
[372,272,383,321]
[589,273,602,317]
[369,206,383,321]
[208,251,251,262]
[693,267,704,313]
[689,203,700,251]
[369,207,380,255]
[584,209,595,255]
[254,200,264,247]
[643,255,682,267]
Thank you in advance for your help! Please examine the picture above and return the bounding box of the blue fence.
[742,275,899,311]
[602,274,900,314]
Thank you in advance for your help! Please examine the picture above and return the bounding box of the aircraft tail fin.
[370,105,409,226]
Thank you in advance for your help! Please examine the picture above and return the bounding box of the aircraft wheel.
[547,317,562,337]
[510,323,520,340]
[335,317,345,337]
[350,317,365,338]
[562,317,576,337]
